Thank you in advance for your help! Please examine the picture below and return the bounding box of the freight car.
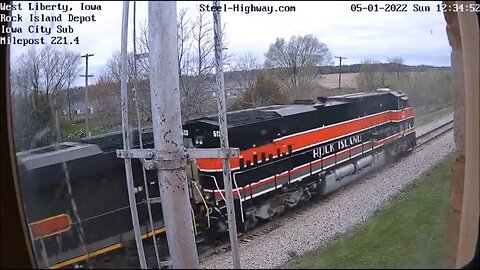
[15,88,415,269]
[16,132,167,269]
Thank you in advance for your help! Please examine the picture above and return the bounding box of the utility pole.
[80,53,94,137]
[334,56,347,91]
[148,2,199,268]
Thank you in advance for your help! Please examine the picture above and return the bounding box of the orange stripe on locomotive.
[195,108,414,171]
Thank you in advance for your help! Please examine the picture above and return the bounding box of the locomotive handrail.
[191,181,212,229]
[233,174,245,223]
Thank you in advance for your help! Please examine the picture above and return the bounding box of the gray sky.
[10,1,451,87]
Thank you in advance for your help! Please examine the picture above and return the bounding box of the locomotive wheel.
[242,215,258,233]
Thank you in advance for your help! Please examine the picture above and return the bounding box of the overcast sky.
[10,1,451,87]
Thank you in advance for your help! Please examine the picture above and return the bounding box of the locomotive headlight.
[194,136,204,146]
[205,192,213,201]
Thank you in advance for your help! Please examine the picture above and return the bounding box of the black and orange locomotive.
[16,89,415,268]
[184,89,416,232]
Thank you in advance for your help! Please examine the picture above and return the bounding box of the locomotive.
[183,88,416,233]
[15,89,415,269]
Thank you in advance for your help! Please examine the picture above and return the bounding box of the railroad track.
[415,120,454,147]
[197,218,285,261]
[197,119,455,263]
[197,196,337,264]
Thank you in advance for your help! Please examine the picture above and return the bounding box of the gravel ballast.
[199,116,455,269]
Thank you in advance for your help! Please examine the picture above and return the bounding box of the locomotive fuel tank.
[355,155,374,170]
[322,152,385,195]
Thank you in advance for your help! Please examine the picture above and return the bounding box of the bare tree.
[191,10,215,76]
[180,7,231,120]
[356,59,386,92]
[11,46,81,150]
[388,57,404,79]
[105,51,139,84]
[131,7,231,121]
[227,53,261,98]
[177,8,194,92]
[13,46,81,98]
[11,49,38,95]
[264,34,332,99]
[64,55,81,120]
[103,49,153,119]
[136,22,150,73]
[136,8,196,83]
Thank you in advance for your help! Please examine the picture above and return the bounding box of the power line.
[334,56,347,90]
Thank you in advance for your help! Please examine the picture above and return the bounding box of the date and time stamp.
[350,3,480,13]
[0,2,478,47]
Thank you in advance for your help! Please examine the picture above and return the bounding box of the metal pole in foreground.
[132,1,162,268]
[120,2,147,268]
[212,1,241,268]
[80,53,94,137]
[148,2,200,268]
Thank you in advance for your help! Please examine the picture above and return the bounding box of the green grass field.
[60,116,110,139]
[287,155,453,269]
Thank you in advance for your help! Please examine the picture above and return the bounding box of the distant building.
[61,100,94,116]
[59,87,97,117]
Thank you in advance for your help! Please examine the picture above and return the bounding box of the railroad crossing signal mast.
[116,1,241,269]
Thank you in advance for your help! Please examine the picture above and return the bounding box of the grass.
[60,117,109,139]
[415,106,453,127]
[287,155,453,269]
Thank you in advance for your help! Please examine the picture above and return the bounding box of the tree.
[387,57,404,79]
[177,8,194,90]
[178,9,216,120]
[231,72,287,109]
[88,75,122,130]
[264,34,332,99]
[177,7,232,120]
[104,51,139,84]
[102,49,151,122]
[11,46,81,150]
[133,8,231,121]
[385,68,452,111]
[227,53,261,98]
[191,10,215,76]
[13,46,81,98]
[355,59,386,92]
